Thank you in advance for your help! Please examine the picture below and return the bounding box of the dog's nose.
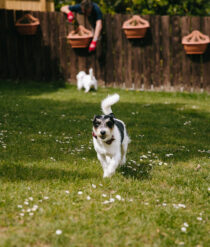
[100,130,106,136]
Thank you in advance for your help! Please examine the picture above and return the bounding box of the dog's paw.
[103,171,113,178]
[120,157,126,166]
[103,168,115,178]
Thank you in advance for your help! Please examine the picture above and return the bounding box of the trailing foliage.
[55,0,210,16]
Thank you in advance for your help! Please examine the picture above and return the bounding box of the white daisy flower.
[115,195,122,201]
[181,227,187,232]
[55,229,62,235]
[183,222,189,227]
[102,200,110,205]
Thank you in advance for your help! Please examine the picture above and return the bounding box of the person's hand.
[88,41,97,52]
[67,11,74,23]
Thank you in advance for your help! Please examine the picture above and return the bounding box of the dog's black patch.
[115,120,124,143]
[104,114,115,129]
[93,115,102,128]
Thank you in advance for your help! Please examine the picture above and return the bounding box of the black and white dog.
[92,94,130,178]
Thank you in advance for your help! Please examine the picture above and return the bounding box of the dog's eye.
[107,121,114,128]
[94,121,100,127]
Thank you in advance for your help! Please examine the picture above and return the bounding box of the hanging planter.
[122,15,150,39]
[67,25,93,48]
[15,14,40,35]
[182,30,210,54]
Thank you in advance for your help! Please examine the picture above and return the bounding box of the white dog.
[76,68,97,93]
[92,94,130,178]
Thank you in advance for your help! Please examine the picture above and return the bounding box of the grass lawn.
[0,80,209,247]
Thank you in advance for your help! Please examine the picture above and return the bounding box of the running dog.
[76,68,97,93]
[92,94,130,178]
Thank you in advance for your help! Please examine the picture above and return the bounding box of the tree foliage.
[55,0,210,16]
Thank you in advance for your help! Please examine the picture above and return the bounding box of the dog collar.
[92,132,97,139]
[105,136,115,145]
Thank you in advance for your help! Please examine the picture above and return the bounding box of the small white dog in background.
[92,94,130,178]
[76,68,97,93]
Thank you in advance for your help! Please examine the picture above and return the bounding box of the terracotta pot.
[67,25,93,48]
[182,30,210,54]
[15,14,40,35]
[122,15,150,39]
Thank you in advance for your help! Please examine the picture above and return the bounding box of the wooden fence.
[0,9,210,92]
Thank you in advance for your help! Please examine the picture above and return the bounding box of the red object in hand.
[67,11,74,23]
[88,41,97,52]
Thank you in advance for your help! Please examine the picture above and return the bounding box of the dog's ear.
[92,115,101,123]
[92,115,97,123]
[107,113,115,122]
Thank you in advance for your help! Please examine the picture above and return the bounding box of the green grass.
[0,80,209,247]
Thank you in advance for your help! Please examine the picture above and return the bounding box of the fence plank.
[161,16,170,90]
[95,30,104,85]
[142,15,152,90]
[151,15,161,89]
[0,10,9,78]
[41,11,52,80]
[202,17,210,91]
[58,12,68,80]
[0,10,5,78]
[123,14,133,89]
[113,14,123,86]
[171,16,182,91]
[181,16,191,91]
[104,14,114,85]
[132,38,142,90]
[191,16,202,91]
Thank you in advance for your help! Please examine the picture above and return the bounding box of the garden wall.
[0,9,210,92]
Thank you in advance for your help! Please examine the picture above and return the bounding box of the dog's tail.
[101,94,120,115]
[89,68,94,79]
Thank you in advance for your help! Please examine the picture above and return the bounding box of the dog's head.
[92,114,115,141]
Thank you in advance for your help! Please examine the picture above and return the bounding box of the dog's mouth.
[100,135,106,140]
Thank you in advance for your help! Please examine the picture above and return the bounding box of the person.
[61,0,102,52]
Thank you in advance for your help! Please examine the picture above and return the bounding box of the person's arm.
[60,5,70,14]
[93,19,102,41]
[61,4,81,23]
[89,19,102,52]
[60,5,74,23]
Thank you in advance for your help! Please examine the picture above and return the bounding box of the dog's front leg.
[84,86,90,93]
[103,153,121,178]
[97,153,108,174]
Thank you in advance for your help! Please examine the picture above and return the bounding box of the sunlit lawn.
[0,80,209,247]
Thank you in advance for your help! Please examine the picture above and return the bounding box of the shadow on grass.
[0,79,65,96]
[0,163,97,182]
[0,83,209,181]
[119,163,153,180]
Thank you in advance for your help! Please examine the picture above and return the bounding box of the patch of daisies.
[16,182,207,238]
[0,128,7,149]
[122,151,171,176]
[17,195,49,218]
